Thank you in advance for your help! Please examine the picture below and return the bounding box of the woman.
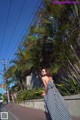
[41,68,71,120]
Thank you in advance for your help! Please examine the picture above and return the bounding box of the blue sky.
[0,0,42,94]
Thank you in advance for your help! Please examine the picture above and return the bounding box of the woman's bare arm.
[42,77,48,94]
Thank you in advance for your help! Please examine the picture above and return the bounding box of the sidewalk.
[1,103,50,120]
[1,103,80,120]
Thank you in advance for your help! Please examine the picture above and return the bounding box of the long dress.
[44,80,72,120]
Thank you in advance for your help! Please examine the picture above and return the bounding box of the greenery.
[3,0,80,102]
[56,77,80,96]
[3,94,8,102]
[0,93,2,99]
[17,88,43,103]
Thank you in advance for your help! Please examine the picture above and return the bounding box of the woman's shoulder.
[42,76,48,80]
[42,76,53,82]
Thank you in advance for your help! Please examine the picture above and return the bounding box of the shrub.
[17,88,43,103]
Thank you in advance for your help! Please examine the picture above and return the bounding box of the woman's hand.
[41,91,46,97]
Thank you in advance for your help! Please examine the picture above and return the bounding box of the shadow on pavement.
[44,112,52,120]
[44,112,80,120]
[72,116,80,120]
[0,102,8,111]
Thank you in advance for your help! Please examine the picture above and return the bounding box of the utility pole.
[2,59,10,103]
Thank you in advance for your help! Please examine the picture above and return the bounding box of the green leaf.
[74,4,78,16]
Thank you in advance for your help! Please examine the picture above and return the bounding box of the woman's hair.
[42,68,52,77]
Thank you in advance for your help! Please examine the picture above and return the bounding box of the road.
[0,103,80,120]
[0,103,50,120]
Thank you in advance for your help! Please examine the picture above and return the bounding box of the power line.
[4,0,40,58]
[0,0,12,55]
[4,0,26,58]
[7,0,43,61]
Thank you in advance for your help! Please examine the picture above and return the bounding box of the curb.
[8,110,19,120]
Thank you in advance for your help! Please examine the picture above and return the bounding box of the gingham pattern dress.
[44,80,72,120]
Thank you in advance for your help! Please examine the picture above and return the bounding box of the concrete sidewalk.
[1,103,80,120]
[1,103,50,120]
